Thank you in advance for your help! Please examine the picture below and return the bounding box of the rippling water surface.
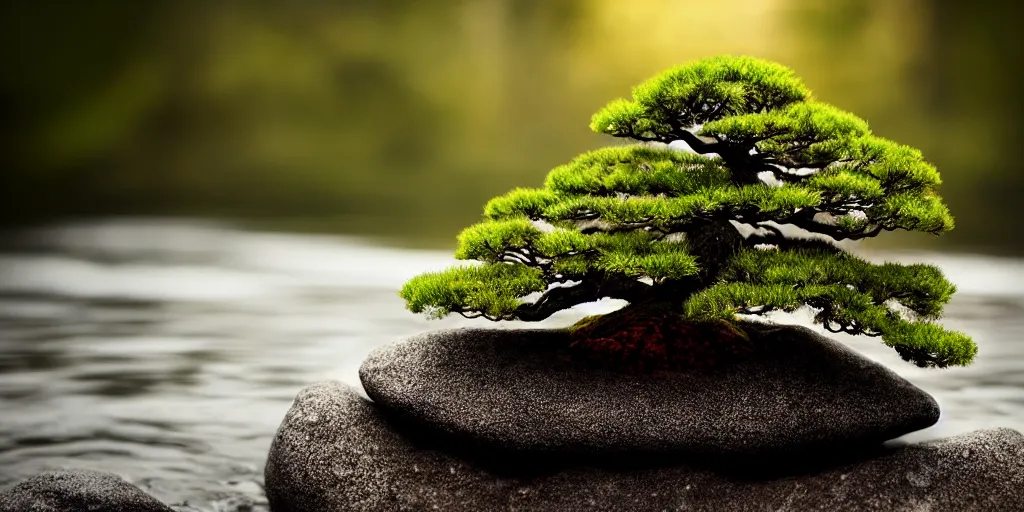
[0,220,1022,511]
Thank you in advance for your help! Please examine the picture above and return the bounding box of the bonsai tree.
[400,55,976,369]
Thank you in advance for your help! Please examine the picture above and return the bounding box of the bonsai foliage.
[401,55,976,368]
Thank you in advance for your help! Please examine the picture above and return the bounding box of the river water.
[0,220,1021,511]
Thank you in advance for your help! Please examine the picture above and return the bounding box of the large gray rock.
[265,381,1024,512]
[360,325,939,456]
[0,469,173,512]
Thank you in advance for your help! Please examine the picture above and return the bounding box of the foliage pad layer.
[400,55,975,368]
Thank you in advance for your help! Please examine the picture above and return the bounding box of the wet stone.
[264,381,1024,512]
[0,469,173,512]
[360,324,940,456]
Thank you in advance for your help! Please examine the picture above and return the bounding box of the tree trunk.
[684,218,743,286]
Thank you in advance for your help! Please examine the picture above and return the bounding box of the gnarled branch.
[512,275,653,321]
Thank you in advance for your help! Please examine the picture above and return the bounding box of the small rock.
[264,381,1024,512]
[360,325,939,456]
[0,469,173,512]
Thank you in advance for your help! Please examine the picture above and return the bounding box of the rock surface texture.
[0,469,173,512]
[265,381,1024,512]
[360,325,939,456]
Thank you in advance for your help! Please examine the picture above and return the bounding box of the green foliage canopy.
[401,55,975,367]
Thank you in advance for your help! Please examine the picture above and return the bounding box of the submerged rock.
[0,469,173,512]
[360,324,939,456]
[265,381,1024,512]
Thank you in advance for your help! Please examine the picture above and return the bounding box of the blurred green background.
[2,0,1021,253]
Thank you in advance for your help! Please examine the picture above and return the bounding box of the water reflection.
[0,220,474,511]
[0,220,1022,511]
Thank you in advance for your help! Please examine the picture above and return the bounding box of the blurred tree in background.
[1,0,1021,252]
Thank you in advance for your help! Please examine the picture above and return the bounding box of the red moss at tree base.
[568,305,755,374]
